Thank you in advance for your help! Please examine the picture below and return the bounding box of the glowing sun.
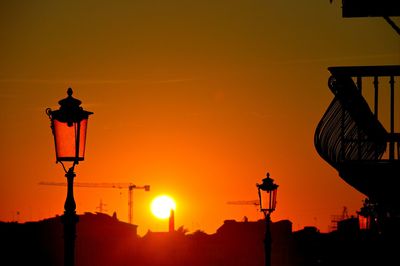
[151,195,176,219]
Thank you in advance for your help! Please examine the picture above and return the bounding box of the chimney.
[169,209,175,233]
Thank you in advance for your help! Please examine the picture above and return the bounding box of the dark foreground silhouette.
[1,212,399,266]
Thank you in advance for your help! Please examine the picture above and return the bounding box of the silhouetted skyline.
[0,1,399,236]
[2,212,399,265]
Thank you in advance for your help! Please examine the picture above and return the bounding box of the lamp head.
[46,88,93,164]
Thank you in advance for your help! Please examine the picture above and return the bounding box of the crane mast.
[127,184,150,225]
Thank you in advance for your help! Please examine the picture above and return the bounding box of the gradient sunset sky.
[0,1,399,235]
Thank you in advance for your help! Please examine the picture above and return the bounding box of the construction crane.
[39,181,150,224]
[227,200,260,206]
[330,206,350,231]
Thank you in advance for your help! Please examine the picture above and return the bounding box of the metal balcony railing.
[315,65,400,167]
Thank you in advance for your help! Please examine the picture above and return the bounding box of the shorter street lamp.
[46,88,93,266]
[257,172,279,266]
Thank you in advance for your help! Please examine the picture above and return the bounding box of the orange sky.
[0,1,399,236]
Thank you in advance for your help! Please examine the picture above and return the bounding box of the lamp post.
[46,88,93,266]
[257,172,278,266]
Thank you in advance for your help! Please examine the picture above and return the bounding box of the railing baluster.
[389,76,395,160]
[373,76,379,158]
[357,76,362,92]
[373,76,379,118]
[357,76,363,160]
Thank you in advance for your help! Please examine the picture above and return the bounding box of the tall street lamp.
[46,88,93,266]
[257,172,279,266]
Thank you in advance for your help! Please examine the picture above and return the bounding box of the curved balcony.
[315,65,400,212]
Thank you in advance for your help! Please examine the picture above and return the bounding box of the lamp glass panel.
[78,118,88,159]
[260,190,270,212]
[53,118,88,161]
[260,188,277,212]
[271,189,277,211]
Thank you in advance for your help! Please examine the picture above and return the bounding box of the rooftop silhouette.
[1,213,399,265]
